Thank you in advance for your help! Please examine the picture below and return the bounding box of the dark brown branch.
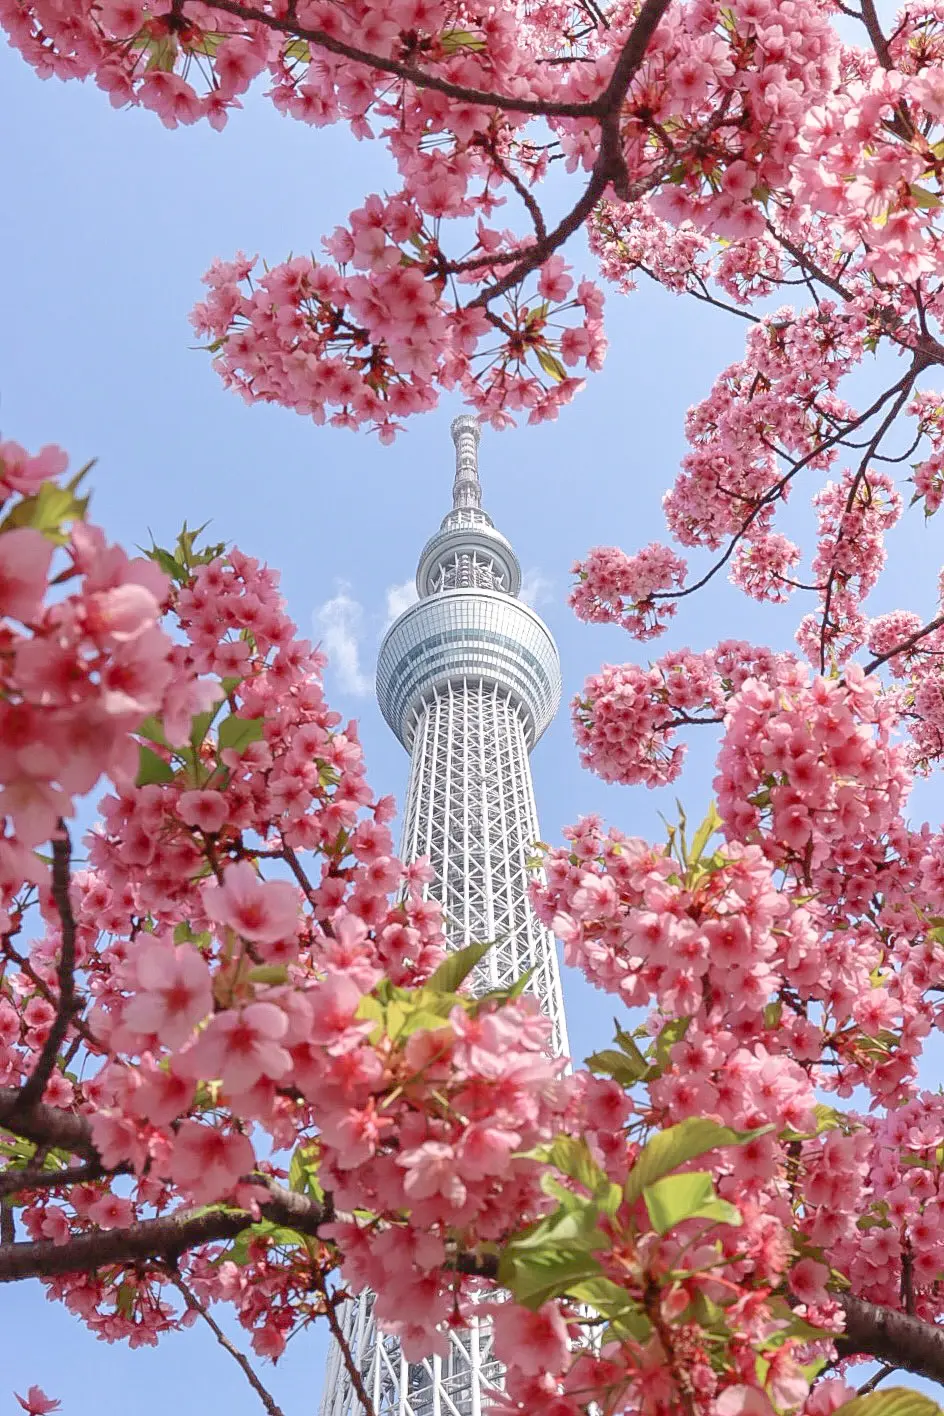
[817,371,921,672]
[468,0,674,306]
[863,612,944,675]
[856,1364,898,1396]
[0,1087,99,1162]
[648,362,928,606]
[489,151,548,245]
[838,1294,944,1383]
[17,829,77,1112]
[0,1160,115,1198]
[189,0,600,117]
[775,230,944,365]
[858,0,892,70]
[172,1275,288,1416]
[0,1183,326,1284]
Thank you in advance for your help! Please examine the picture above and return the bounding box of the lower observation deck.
[376,589,562,752]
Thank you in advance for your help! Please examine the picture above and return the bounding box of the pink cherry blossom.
[0,528,52,624]
[202,861,298,944]
[15,1389,61,1416]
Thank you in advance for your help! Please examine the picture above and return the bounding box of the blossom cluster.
[191,241,605,440]
[0,442,580,1363]
[570,543,687,641]
[573,640,786,787]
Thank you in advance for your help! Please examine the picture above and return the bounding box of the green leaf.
[115,1282,135,1318]
[248,964,289,986]
[614,1022,648,1063]
[534,1137,619,1210]
[500,1244,604,1309]
[175,520,225,570]
[832,1391,944,1416]
[688,801,722,866]
[539,1137,603,1191]
[174,921,211,948]
[146,544,186,581]
[190,704,223,751]
[643,1172,741,1235]
[186,29,226,56]
[145,32,177,69]
[625,1118,767,1205]
[218,713,265,754]
[289,1142,324,1202]
[136,744,175,787]
[650,1016,692,1076]
[476,967,533,1009]
[536,348,567,382]
[440,27,487,53]
[284,37,310,59]
[137,714,169,748]
[910,183,942,210]
[568,1274,634,1315]
[567,1276,653,1342]
[586,1048,647,1087]
[2,471,91,543]
[426,939,493,994]
[226,1221,308,1265]
[502,1198,605,1257]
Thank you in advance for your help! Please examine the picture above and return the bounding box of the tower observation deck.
[319,416,570,1416]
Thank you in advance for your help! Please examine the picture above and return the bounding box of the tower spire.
[450,413,482,510]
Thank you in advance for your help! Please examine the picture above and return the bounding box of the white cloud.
[519,567,553,609]
[384,577,419,628]
[313,582,373,696]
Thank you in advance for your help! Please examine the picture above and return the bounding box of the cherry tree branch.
[837,1294,944,1383]
[864,612,944,675]
[186,0,602,117]
[817,369,922,671]
[0,1088,99,1162]
[857,0,893,71]
[856,1364,898,1395]
[0,1183,327,1283]
[171,1274,288,1416]
[645,365,923,607]
[17,828,76,1113]
[0,1161,115,1198]
[468,0,677,307]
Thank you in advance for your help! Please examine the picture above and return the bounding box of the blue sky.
[3,35,944,1416]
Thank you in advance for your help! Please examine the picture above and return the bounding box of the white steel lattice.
[320,416,569,1416]
[400,681,568,1054]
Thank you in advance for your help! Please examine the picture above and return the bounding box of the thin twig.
[171,1275,288,1416]
[648,362,928,606]
[856,1364,897,1396]
[863,612,944,675]
[817,371,921,671]
[312,1270,377,1416]
[17,828,77,1113]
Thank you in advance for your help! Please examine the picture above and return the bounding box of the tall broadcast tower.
[320,415,570,1416]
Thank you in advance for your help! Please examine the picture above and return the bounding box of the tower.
[320,416,569,1416]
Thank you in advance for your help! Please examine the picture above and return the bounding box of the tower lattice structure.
[320,416,569,1416]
